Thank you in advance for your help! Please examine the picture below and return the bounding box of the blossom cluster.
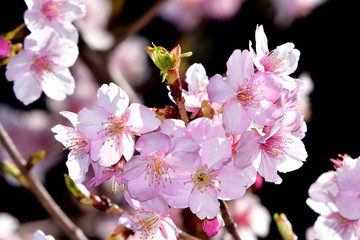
[51,25,308,239]
[4,0,86,105]
[307,154,360,240]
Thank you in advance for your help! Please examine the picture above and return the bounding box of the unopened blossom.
[207,49,283,134]
[0,38,11,58]
[5,30,78,105]
[249,25,301,90]
[24,0,86,42]
[119,196,179,240]
[234,122,307,183]
[123,132,200,201]
[203,213,224,237]
[52,111,90,184]
[307,170,360,240]
[77,83,161,166]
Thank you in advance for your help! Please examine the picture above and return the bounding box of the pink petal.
[121,131,135,161]
[251,72,282,103]
[122,155,148,180]
[126,103,161,133]
[207,74,236,103]
[201,137,231,169]
[135,132,171,156]
[127,171,160,201]
[258,153,282,184]
[189,188,220,220]
[216,165,246,200]
[336,191,360,220]
[234,131,260,168]
[77,106,111,140]
[97,83,129,116]
[226,49,254,90]
[13,71,42,105]
[42,67,75,101]
[223,101,251,134]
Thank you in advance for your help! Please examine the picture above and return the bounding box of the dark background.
[1,0,360,239]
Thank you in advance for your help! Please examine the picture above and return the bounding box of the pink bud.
[252,173,264,191]
[0,38,11,58]
[202,213,224,237]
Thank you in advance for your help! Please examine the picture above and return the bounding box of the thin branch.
[105,0,167,55]
[220,200,241,240]
[0,122,88,240]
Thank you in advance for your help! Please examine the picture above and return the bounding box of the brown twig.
[0,122,88,240]
[220,200,241,240]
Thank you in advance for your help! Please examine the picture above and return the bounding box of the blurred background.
[1,0,360,239]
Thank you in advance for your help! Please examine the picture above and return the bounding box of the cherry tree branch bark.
[0,122,88,240]
[220,200,241,240]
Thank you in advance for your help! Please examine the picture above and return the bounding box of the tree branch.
[0,122,88,240]
[220,200,241,240]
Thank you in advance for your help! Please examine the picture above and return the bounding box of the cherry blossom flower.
[166,133,247,220]
[24,0,86,42]
[306,170,360,240]
[119,196,179,240]
[234,122,307,183]
[77,83,161,166]
[207,49,283,134]
[123,132,200,201]
[51,111,90,184]
[249,25,301,90]
[5,30,78,105]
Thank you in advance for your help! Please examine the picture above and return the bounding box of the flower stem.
[220,200,242,240]
[0,122,88,240]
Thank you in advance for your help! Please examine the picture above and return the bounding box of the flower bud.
[203,213,224,237]
[146,43,192,84]
[0,38,11,58]
[273,213,298,240]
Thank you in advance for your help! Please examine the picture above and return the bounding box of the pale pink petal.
[97,83,129,116]
[251,72,282,102]
[336,191,360,220]
[66,153,89,184]
[127,171,160,201]
[77,106,111,139]
[246,100,282,126]
[169,136,200,153]
[254,25,269,59]
[277,136,307,173]
[126,103,161,133]
[234,131,260,168]
[135,132,171,156]
[122,155,148,180]
[337,157,360,191]
[97,136,123,167]
[59,111,78,127]
[207,74,236,103]
[42,67,75,101]
[158,119,186,139]
[5,51,32,81]
[201,137,231,169]
[13,71,43,105]
[258,153,282,183]
[223,101,251,134]
[167,151,200,179]
[140,195,170,214]
[165,183,192,208]
[273,43,300,75]
[189,188,220,220]
[217,166,246,200]
[226,49,254,90]
[121,131,135,161]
